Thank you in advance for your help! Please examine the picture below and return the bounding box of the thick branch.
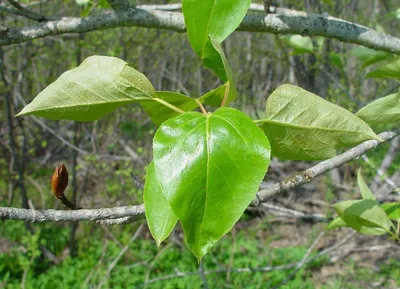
[0,131,398,224]
[0,204,145,222]
[0,8,400,55]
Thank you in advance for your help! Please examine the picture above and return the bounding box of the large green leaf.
[366,59,400,79]
[141,91,199,126]
[356,92,400,125]
[182,0,251,57]
[333,199,391,235]
[16,56,155,121]
[381,202,400,221]
[258,84,380,160]
[147,108,270,261]
[357,169,375,200]
[144,162,178,245]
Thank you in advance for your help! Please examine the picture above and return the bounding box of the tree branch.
[0,131,398,225]
[0,7,400,55]
[251,130,399,206]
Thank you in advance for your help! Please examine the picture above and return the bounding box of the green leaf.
[182,0,251,57]
[283,35,314,54]
[141,91,199,126]
[201,38,237,106]
[149,108,270,261]
[16,56,155,121]
[258,84,380,160]
[182,0,246,105]
[144,162,178,245]
[357,169,375,200]
[356,92,400,125]
[327,217,349,230]
[350,47,391,68]
[381,202,400,221]
[367,59,400,79]
[333,199,391,235]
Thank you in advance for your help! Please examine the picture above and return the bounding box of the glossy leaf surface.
[182,0,251,57]
[357,169,375,200]
[149,108,270,260]
[356,92,400,125]
[144,162,178,245]
[141,91,199,126]
[259,84,380,160]
[333,200,391,235]
[16,56,155,121]
[381,202,400,221]
[367,59,400,79]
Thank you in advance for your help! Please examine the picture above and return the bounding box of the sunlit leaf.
[16,56,155,121]
[144,162,178,245]
[258,84,380,160]
[147,108,270,261]
[351,47,391,68]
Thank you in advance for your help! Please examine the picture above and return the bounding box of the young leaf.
[149,108,271,261]
[327,217,349,230]
[357,169,375,200]
[258,84,380,160]
[366,59,400,79]
[381,202,400,221]
[16,56,155,121]
[144,162,178,245]
[141,91,199,126]
[182,0,251,58]
[333,199,391,235]
[356,92,400,125]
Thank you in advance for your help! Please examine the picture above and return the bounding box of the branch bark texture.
[0,130,398,225]
[1,6,400,55]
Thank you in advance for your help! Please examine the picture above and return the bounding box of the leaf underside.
[260,84,379,160]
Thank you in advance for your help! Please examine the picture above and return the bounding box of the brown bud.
[51,163,68,199]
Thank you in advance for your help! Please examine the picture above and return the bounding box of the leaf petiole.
[153,98,185,114]
[195,98,207,114]
[220,81,230,107]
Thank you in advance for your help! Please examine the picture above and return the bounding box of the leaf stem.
[153,98,185,114]
[220,81,230,107]
[195,99,207,114]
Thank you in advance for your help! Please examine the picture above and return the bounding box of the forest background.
[0,0,400,288]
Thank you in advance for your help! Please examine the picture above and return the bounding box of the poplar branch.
[0,6,399,55]
[0,131,397,225]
